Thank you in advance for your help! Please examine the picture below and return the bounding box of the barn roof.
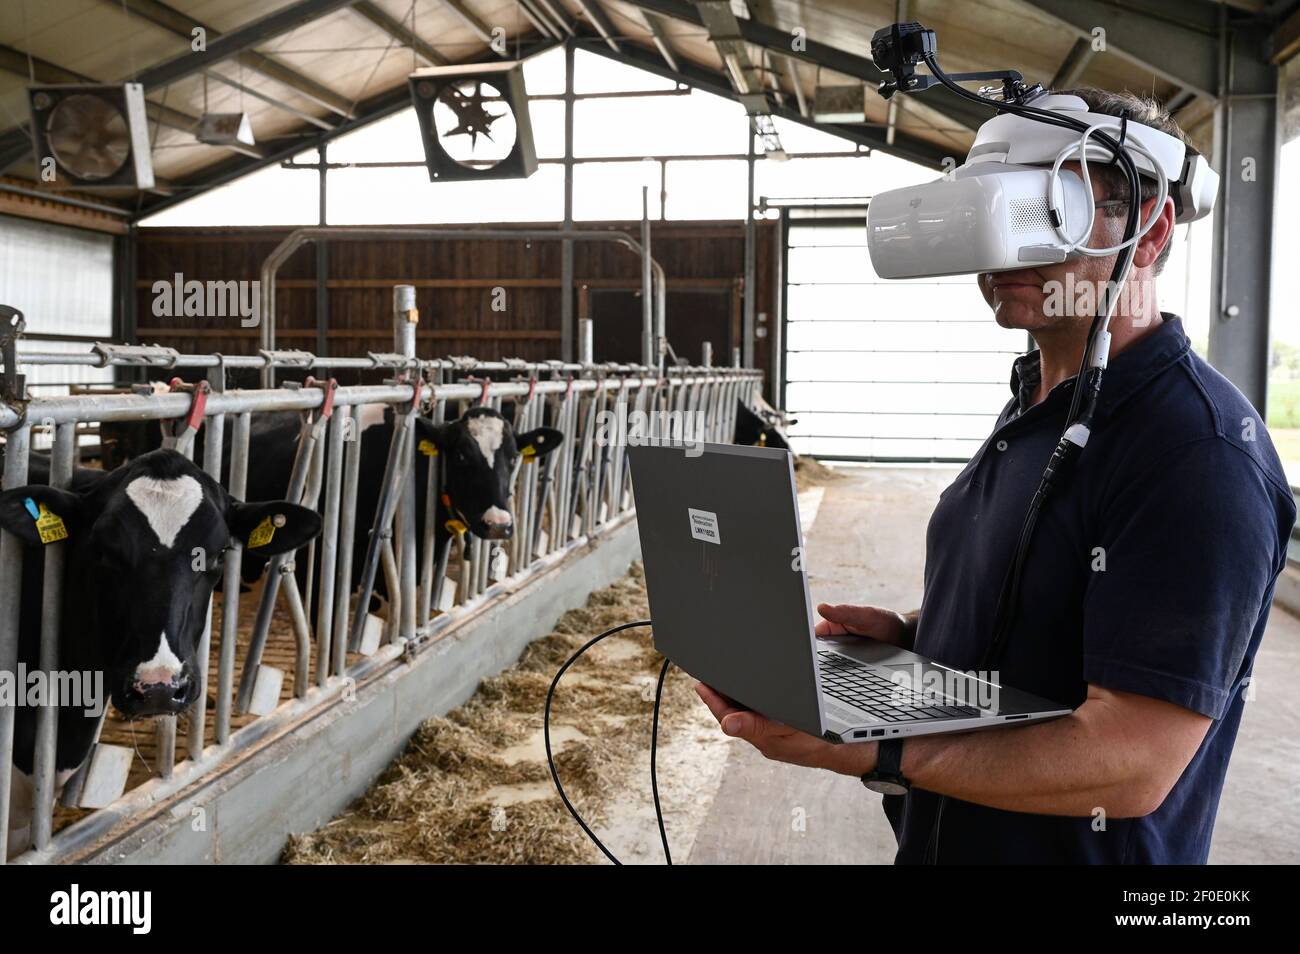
[0,0,1286,222]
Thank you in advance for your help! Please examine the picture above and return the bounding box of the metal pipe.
[417,393,445,625]
[315,407,346,687]
[394,286,418,644]
[642,187,654,367]
[257,227,670,387]
[578,319,593,364]
[348,414,412,651]
[32,422,74,849]
[332,406,363,677]
[0,424,30,864]
[216,413,250,744]
[189,406,225,761]
[235,416,320,714]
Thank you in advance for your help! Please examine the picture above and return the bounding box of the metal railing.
[0,298,760,864]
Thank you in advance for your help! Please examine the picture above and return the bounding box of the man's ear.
[228,501,322,556]
[0,486,85,547]
[516,427,564,459]
[1133,195,1176,270]
[414,418,455,458]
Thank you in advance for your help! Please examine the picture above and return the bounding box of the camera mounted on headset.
[872,22,1042,105]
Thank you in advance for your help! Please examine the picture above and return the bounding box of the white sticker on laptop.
[688,508,721,545]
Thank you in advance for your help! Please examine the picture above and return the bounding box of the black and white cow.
[0,448,320,854]
[734,398,794,450]
[99,403,563,595]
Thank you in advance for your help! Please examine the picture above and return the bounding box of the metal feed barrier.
[0,297,761,864]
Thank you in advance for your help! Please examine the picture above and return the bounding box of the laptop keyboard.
[817,651,982,722]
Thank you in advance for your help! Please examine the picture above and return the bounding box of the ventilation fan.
[27,83,154,189]
[408,62,537,182]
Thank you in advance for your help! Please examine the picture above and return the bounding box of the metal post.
[315,144,329,361]
[561,39,576,362]
[702,341,712,367]
[578,318,594,364]
[1207,19,1278,413]
[32,422,74,849]
[0,424,30,863]
[641,186,654,367]
[189,404,224,760]
[333,407,363,676]
[743,133,757,369]
[215,414,249,745]
[394,286,419,643]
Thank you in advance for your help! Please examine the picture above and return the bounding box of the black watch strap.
[862,739,910,795]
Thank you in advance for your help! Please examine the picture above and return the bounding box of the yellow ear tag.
[247,515,276,549]
[418,439,438,457]
[35,503,68,545]
[520,445,537,459]
[444,518,467,536]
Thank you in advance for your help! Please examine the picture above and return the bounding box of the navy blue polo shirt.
[886,315,1296,864]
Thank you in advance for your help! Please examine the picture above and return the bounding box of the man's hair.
[1058,87,1190,274]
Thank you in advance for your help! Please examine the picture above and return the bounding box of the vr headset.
[866,94,1220,280]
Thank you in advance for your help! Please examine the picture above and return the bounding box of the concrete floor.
[686,465,1300,865]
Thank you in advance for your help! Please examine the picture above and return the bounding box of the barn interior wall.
[132,221,778,399]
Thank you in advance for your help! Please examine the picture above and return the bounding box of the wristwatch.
[861,739,910,795]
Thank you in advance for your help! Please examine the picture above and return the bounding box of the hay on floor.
[283,562,711,865]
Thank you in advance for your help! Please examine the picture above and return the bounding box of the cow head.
[416,407,563,540]
[735,399,794,450]
[0,450,321,719]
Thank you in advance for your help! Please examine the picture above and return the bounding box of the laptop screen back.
[627,442,826,738]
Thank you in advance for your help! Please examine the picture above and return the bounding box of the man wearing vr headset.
[698,88,1296,864]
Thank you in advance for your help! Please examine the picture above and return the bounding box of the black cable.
[545,618,675,866]
[651,656,673,865]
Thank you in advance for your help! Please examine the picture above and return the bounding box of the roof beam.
[618,0,985,132]
[641,11,682,72]
[533,1,577,37]
[107,0,356,119]
[1049,37,1095,89]
[203,69,335,130]
[127,0,360,101]
[1015,0,1220,98]
[574,36,952,169]
[574,1,623,52]
[691,1,784,154]
[1274,3,1300,63]
[352,0,449,65]
[439,0,496,44]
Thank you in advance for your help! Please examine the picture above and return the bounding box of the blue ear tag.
[23,497,40,520]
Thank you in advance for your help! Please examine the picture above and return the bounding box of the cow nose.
[481,507,513,537]
[129,675,191,713]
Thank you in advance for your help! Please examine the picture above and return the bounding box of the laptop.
[627,442,1072,744]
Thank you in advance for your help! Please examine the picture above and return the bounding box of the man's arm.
[698,681,1210,819]
[899,683,1210,817]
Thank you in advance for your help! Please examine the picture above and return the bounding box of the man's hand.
[695,683,876,778]
[815,603,917,649]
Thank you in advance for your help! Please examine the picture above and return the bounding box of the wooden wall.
[133,221,778,395]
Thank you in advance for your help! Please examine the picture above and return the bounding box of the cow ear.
[516,427,564,459]
[0,486,84,547]
[228,501,322,556]
[414,418,454,458]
